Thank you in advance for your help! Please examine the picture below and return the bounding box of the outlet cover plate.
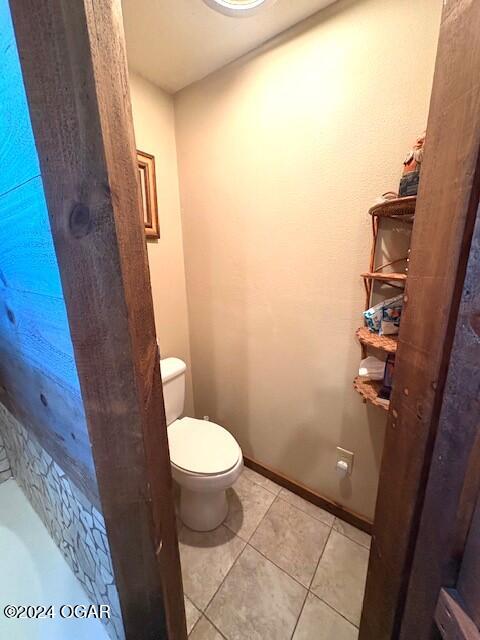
[336,447,354,475]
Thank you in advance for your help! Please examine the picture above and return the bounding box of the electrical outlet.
[336,447,354,476]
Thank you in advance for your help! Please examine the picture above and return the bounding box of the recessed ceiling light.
[203,0,277,17]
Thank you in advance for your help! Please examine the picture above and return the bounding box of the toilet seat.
[168,417,241,476]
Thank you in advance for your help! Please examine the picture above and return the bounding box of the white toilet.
[161,357,243,532]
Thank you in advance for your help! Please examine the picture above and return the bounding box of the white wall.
[129,73,194,414]
[174,0,442,519]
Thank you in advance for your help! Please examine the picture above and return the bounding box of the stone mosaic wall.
[0,429,11,483]
[0,404,125,640]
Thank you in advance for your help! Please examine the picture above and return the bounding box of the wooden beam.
[400,201,480,638]
[9,1,187,638]
[360,1,480,637]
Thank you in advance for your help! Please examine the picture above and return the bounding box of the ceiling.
[122,0,337,94]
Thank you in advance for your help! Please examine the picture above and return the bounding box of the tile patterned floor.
[178,468,370,639]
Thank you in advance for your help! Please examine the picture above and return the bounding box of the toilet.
[161,357,243,532]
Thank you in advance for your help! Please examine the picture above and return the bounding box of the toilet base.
[180,487,229,532]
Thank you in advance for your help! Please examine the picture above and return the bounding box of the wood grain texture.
[0,1,39,193]
[435,590,480,640]
[9,0,186,638]
[0,1,97,500]
[400,203,480,638]
[360,2,480,638]
[0,344,97,505]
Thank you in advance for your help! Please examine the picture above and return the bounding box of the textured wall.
[174,0,442,519]
[0,404,124,640]
[129,72,195,416]
[0,430,11,484]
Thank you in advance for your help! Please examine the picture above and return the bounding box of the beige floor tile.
[250,497,330,586]
[278,488,335,527]
[189,616,225,639]
[242,467,281,495]
[293,593,358,640]
[185,596,201,634]
[333,518,371,549]
[224,472,276,541]
[207,545,306,640]
[311,530,369,626]
[179,525,246,610]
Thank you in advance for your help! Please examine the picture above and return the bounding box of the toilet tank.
[160,357,187,426]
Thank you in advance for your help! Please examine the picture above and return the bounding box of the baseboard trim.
[243,456,373,535]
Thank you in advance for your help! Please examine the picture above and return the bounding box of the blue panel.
[0,1,81,394]
[0,0,40,195]
[0,177,64,298]
[0,7,121,637]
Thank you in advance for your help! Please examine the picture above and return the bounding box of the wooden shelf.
[361,271,407,283]
[356,195,412,412]
[353,376,390,411]
[368,196,416,221]
[356,327,398,353]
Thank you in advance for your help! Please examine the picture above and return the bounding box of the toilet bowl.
[161,357,243,532]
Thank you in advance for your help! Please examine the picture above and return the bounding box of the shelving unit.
[355,327,398,354]
[368,195,416,221]
[354,196,416,410]
[361,272,407,283]
[353,377,390,412]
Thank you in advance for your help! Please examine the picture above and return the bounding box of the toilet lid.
[168,417,241,475]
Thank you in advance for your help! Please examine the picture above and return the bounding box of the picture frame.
[137,149,159,239]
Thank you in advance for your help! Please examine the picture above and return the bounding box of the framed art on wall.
[137,149,159,239]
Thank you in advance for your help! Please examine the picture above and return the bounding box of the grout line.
[202,614,229,639]
[242,466,281,496]
[188,612,202,637]
[246,490,278,541]
[274,493,335,529]
[330,524,372,552]
[246,542,311,592]
[289,589,309,640]
[223,482,277,544]
[313,593,361,630]
[227,472,336,590]
[255,493,334,588]
[182,467,277,621]
[189,611,229,640]
[200,526,247,613]
[183,467,364,637]
[307,523,333,591]
[307,527,367,628]
[275,486,337,528]
[335,531,372,551]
